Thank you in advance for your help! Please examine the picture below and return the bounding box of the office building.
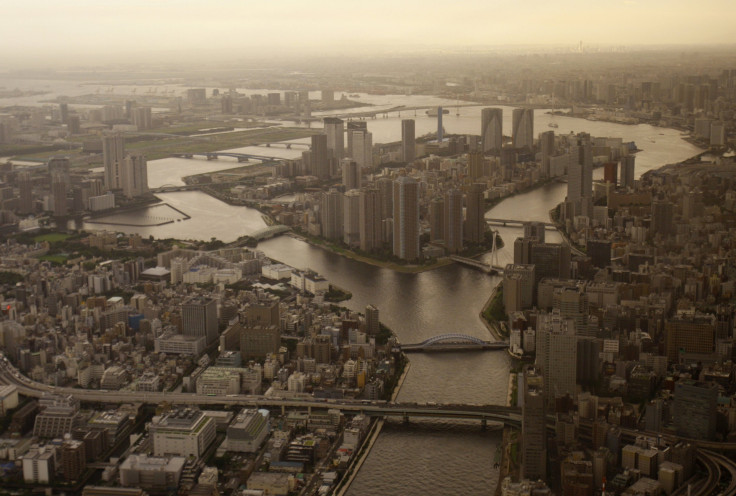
[227,409,270,452]
[503,264,535,311]
[34,394,80,439]
[321,189,343,241]
[603,161,618,185]
[521,366,546,481]
[531,242,571,283]
[324,117,344,160]
[102,133,125,190]
[392,176,420,261]
[401,119,416,162]
[536,311,577,403]
[60,440,86,481]
[150,408,216,459]
[346,121,367,158]
[523,222,546,244]
[120,454,186,491]
[429,197,444,242]
[512,108,534,149]
[443,189,463,254]
[244,297,280,327]
[481,108,503,154]
[464,183,486,244]
[341,159,361,190]
[620,155,636,189]
[22,447,55,484]
[121,153,149,199]
[587,239,612,268]
[365,305,380,335]
[310,134,329,179]
[132,106,152,130]
[343,189,361,247]
[567,139,593,217]
[467,151,484,179]
[18,171,34,214]
[359,188,383,252]
[240,325,280,361]
[539,130,555,176]
[351,129,373,169]
[674,381,718,440]
[181,297,218,345]
[52,177,68,216]
[375,177,393,220]
[651,199,675,237]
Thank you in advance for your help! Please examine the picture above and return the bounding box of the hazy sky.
[3,0,736,64]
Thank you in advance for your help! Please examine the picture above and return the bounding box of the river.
[2,82,702,494]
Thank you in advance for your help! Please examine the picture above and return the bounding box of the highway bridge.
[398,333,509,353]
[0,359,519,426]
[485,218,556,229]
[2,359,735,487]
[172,152,286,163]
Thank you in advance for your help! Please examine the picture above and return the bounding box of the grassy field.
[34,233,72,243]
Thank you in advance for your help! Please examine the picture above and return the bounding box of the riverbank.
[288,232,456,274]
[335,359,410,496]
[494,372,519,496]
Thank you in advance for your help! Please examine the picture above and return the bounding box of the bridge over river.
[397,333,509,353]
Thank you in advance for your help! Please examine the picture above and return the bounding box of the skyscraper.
[392,176,420,261]
[512,108,534,149]
[429,197,444,242]
[539,130,555,176]
[365,305,380,335]
[619,155,636,189]
[535,311,577,404]
[467,151,484,180]
[443,189,463,254]
[18,171,33,215]
[346,121,367,158]
[521,366,547,481]
[350,130,372,169]
[132,107,152,130]
[481,108,503,154]
[343,189,361,247]
[523,222,546,244]
[320,189,343,241]
[567,138,593,217]
[436,107,444,142]
[181,297,218,345]
[464,183,486,244]
[674,381,718,440]
[401,119,416,162]
[341,159,361,190]
[49,157,70,217]
[310,134,329,180]
[359,188,383,252]
[121,153,149,199]
[102,133,125,190]
[324,117,344,160]
[376,178,393,221]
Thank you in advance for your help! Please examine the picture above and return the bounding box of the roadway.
[3,358,735,490]
[0,358,519,425]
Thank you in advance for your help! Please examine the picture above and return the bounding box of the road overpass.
[0,360,520,426]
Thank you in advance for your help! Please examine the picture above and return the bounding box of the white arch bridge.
[398,333,509,353]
